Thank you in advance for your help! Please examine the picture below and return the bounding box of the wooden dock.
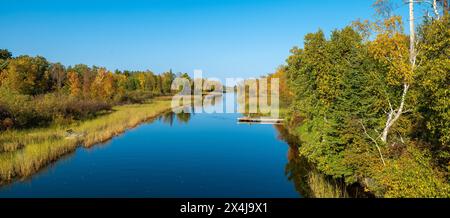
[237,117,284,124]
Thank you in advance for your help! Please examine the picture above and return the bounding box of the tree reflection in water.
[160,94,225,126]
[158,93,364,197]
[159,111,192,126]
[275,125,360,198]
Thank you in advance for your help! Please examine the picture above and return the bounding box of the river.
[0,93,318,198]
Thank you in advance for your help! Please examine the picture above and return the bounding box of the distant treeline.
[0,50,190,130]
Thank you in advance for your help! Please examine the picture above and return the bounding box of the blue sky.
[0,0,411,78]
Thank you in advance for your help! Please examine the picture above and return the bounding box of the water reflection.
[162,94,325,197]
[274,125,312,197]
[158,95,221,126]
[159,111,192,126]
[160,93,354,198]
[0,93,320,197]
[274,125,354,198]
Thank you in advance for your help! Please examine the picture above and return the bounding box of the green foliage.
[415,15,450,167]
[369,145,450,198]
[286,27,383,181]
[284,16,450,197]
[3,55,52,95]
[161,70,176,94]
[0,49,12,60]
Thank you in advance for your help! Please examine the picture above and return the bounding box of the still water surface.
[0,94,304,197]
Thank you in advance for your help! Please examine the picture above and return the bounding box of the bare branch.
[401,109,413,114]
[360,120,386,166]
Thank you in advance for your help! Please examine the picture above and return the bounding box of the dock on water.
[237,117,284,124]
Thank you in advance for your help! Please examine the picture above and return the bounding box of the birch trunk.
[444,0,449,15]
[381,84,410,142]
[380,0,415,143]
[409,0,416,66]
[433,0,440,19]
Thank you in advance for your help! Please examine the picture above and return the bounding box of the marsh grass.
[307,170,349,198]
[0,98,172,185]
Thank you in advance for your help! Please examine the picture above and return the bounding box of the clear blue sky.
[0,0,410,78]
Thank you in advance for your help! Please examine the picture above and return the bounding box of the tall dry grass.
[0,98,172,185]
[307,170,349,198]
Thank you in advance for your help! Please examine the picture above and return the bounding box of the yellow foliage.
[67,71,81,97]
[369,32,412,85]
[370,145,450,198]
[91,68,116,100]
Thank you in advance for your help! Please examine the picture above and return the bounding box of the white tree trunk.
[410,0,416,66]
[381,84,410,142]
[433,0,440,18]
[380,1,415,143]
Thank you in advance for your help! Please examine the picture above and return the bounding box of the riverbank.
[0,97,173,185]
[281,116,450,198]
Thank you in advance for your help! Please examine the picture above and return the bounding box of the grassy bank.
[0,97,172,185]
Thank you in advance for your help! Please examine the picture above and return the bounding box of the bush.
[0,87,37,128]
[118,90,154,104]
[0,105,13,130]
[65,98,111,119]
[0,88,112,129]
[369,144,450,198]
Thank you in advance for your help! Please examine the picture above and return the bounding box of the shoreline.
[0,97,174,186]
[278,123,372,198]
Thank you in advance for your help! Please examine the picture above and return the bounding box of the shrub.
[65,98,111,119]
[118,90,154,104]
[0,88,112,129]
[0,105,13,130]
[369,144,450,198]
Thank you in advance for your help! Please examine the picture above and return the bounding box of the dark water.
[0,93,306,198]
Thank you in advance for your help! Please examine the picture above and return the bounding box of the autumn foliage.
[0,54,178,130]
[282,13,450,197]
